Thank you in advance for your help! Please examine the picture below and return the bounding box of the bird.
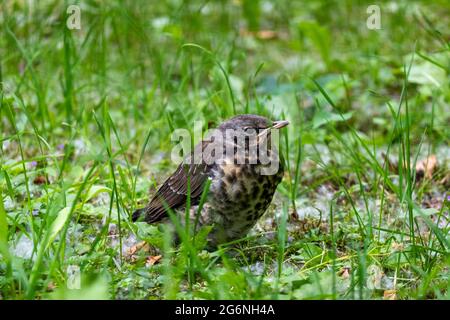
[132,114,289,248]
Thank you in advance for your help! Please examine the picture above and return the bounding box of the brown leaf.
[33,175,47,185]
[383,289,397,300]
[46,281,57,292]
[381,153,398,172]
[239,29,278,40]
[289,208,299,221]
[391,241,404,252]
[146,255,162,267]
[416,154,437,180]
[256,30,277,40]
[383,153,438,181]
[125,241,151,261]
[338,267,351,279]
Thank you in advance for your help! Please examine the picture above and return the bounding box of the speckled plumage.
[132,114,288,248]
[190,154,284,246]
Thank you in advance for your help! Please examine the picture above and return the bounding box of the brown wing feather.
[135,140,213,223]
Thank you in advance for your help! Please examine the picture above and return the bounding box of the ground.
[0,0,449,299]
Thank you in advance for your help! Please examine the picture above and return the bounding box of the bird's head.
[198,114,289,168]
[218,114,289,136]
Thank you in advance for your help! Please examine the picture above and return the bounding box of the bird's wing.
[137,141,213,223]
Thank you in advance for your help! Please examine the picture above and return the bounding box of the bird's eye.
[243,127,264,134]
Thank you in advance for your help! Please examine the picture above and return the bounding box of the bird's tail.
[132,208,145,222]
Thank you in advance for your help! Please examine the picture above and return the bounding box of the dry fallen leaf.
[125,241,152,262]
[46,282,57,292]
[289,208,299,221]
[383,289,397,300]
[416,154,437,180]
[383,153,438,181]
[146,255,162,267]
[239,29,278,40]
[33,175,47,185]
[256,30,277,40]
[338,267,351,279]
[391,241,404,252]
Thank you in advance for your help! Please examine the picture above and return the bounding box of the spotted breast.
[194,154,284,247]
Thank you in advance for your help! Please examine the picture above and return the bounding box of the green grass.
[0,0,449,300]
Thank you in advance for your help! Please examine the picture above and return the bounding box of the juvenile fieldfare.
[132,114,289,247]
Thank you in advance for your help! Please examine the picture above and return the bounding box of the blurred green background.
[0,0,449,300]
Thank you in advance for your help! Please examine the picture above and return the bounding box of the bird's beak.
[272,120,289,129]
[257,120,289,138]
